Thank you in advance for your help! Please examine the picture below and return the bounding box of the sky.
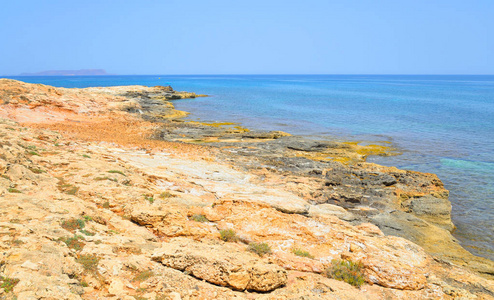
[1,0,493,75]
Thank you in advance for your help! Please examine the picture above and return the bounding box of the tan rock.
[355,223,384,236]
[168,292,182,300]
[152,238,287,292]
[402,195,454,231]
[20,260,39,270]
[271,252,324,273]
[108,278,125,296]
[129,204,217,238]
[211,200,431,291]
[308,203,356,221]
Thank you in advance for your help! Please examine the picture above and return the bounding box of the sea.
[5,74,494,260]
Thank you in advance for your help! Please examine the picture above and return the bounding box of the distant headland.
[18,69,109,76]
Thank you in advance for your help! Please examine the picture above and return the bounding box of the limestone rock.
[402,195,454,231]
[308,203,357,221]
[129,204,217,238]
[256,194,310,214]
[108,278,125,296]
[358,236,429,290]
[371,210,494,278]
[271,252,324,273]
[152,238,287,292]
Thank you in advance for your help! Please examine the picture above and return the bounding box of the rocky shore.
[0,78,493,299]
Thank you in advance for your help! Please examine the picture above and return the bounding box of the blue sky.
[1,0,493,75]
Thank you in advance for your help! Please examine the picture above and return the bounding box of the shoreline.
[1,78,491,264]
[0,78,493,298]
[173,87,494,262]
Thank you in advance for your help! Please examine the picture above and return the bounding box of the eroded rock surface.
[152,238,287,292]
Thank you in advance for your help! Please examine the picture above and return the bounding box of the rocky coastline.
[0,78,493,299]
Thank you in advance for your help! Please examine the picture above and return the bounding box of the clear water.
[6,75,494,260]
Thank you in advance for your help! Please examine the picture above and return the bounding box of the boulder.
[152,238,287,292]
[255,194,310,215]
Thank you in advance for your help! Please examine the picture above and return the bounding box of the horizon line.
[3,73,494,77]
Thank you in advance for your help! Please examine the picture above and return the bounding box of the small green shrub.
[145,195,154,204]
[219,229,238,242]
[159,191,175,199]
[82,154,91,158]
[28,150,40,156]
[80,229,95,236]
[133,270,155,282]
[94,176,117,182]
[12,239,25,246]
[108,229,120,235]
[0,276,19,293]
[191,214,208,222]
[324,259,365,288]
[57,178,79,195]
[7,188,21,193]
[59,235,85,250]
[247,242,272,256]
[67,185,79,195]
[28,167,46,174]
[108,170,126,176]
[61,218,86,232]
[76,254,100,272]
[292,248,314,258]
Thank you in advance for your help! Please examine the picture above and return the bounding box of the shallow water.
[7,74,494,260]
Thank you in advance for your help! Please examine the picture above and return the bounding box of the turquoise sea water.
[6,75,494,260]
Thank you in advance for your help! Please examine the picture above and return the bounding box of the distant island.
[19,69,109,76]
